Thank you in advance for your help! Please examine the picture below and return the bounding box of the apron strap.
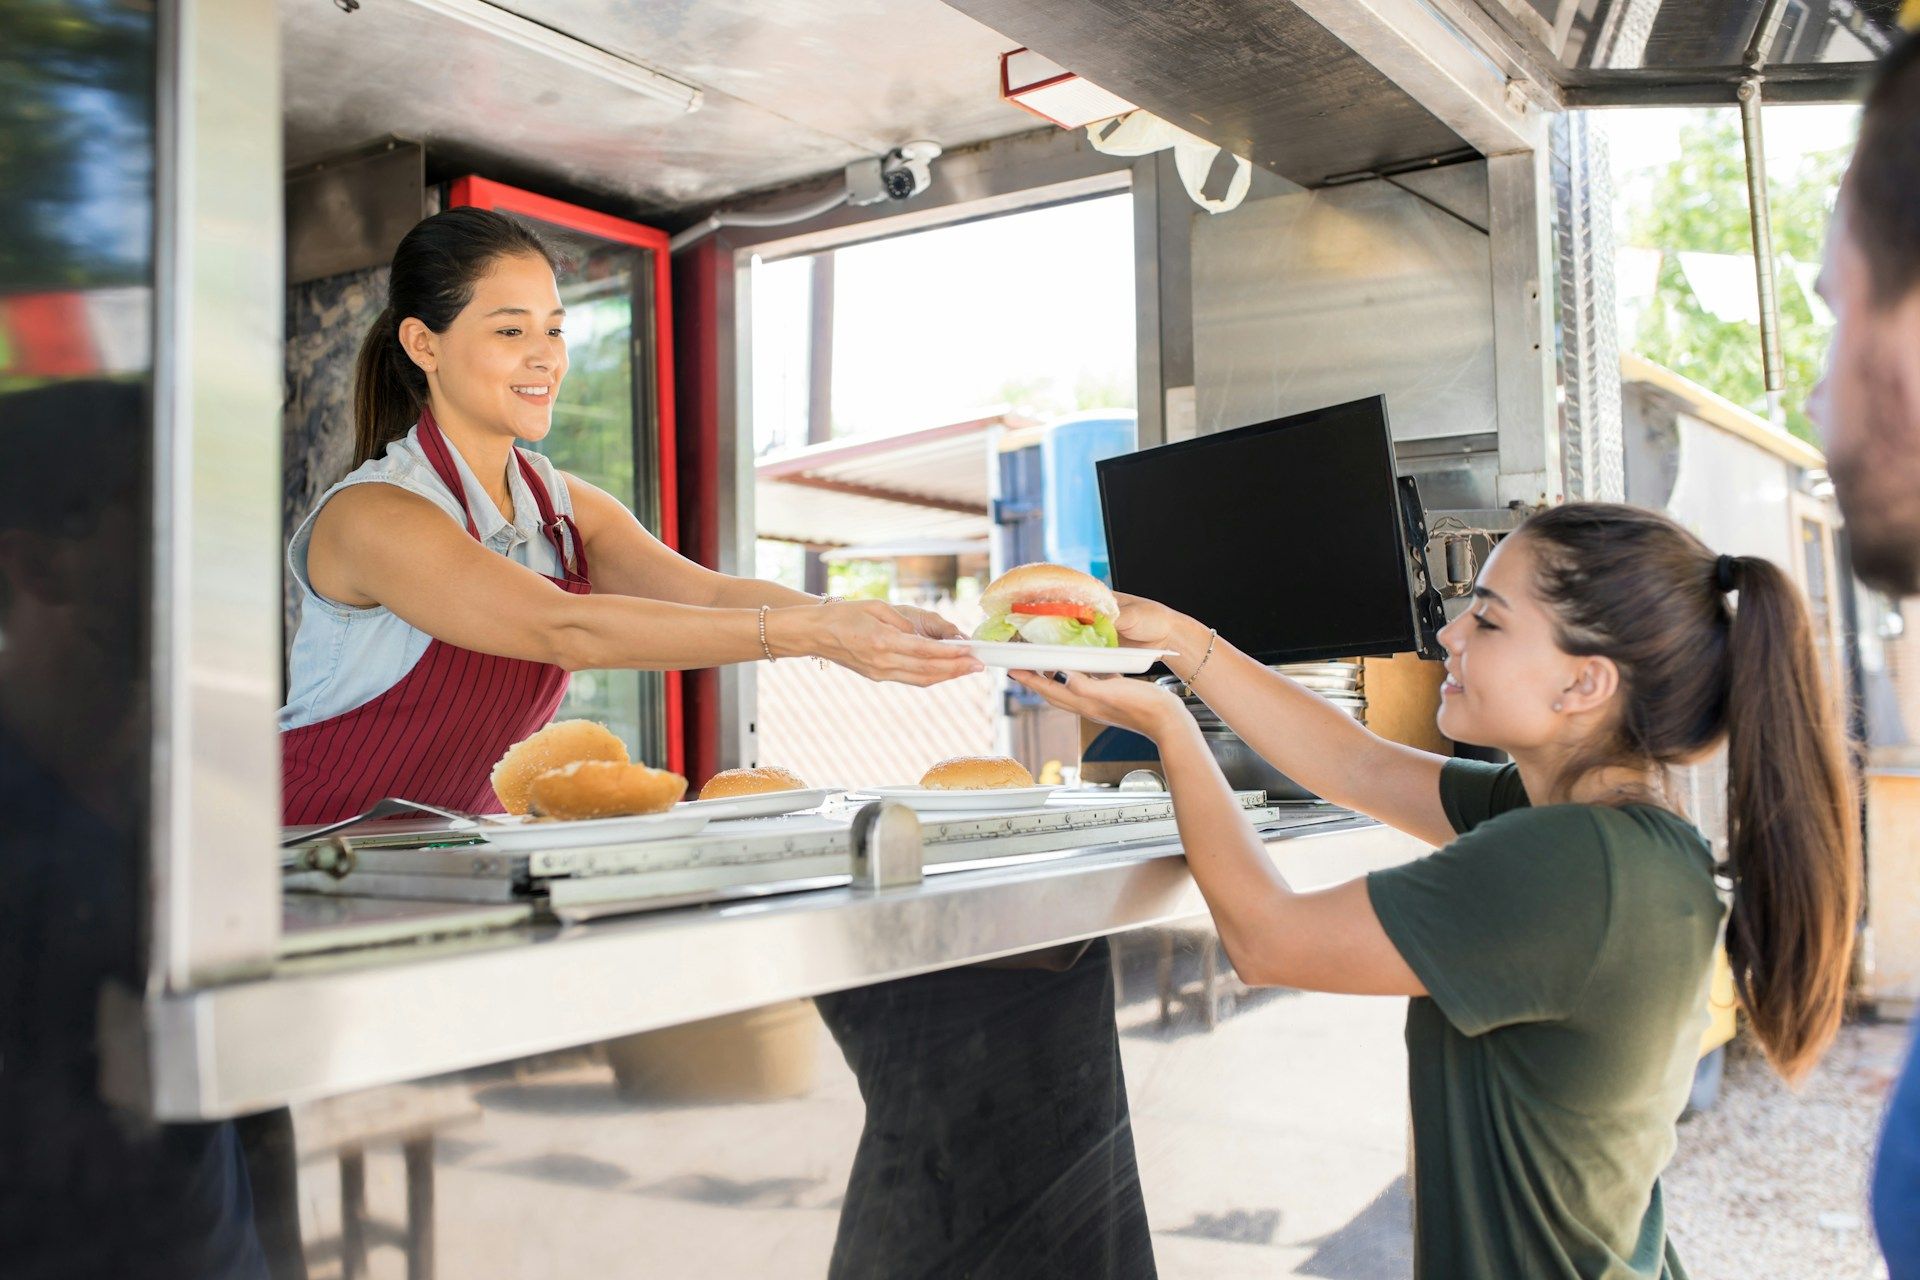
[513,448,591,586]
[413,406,590,585]
[414,406,483,541]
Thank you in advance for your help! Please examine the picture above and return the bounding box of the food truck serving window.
[1099,395,1420,664]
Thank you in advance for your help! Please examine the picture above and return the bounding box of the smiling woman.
[279,207,983,826]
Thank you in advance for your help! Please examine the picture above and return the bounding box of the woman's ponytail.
[1720,555,1861,1082]
[350,207,560,466]
[351,304,426,466]
[1522,504,1861,1085]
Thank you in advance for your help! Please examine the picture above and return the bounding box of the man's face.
[1810,201,1920,596]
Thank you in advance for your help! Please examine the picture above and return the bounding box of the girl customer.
[1014,502,1859,1279]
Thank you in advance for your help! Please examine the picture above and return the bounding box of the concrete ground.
[1663,1019,1909,1280]
[293,944,1906,1279]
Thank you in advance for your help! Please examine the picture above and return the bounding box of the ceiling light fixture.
[395,0,703,113]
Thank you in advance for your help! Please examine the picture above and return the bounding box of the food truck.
[1,1,1891,1276]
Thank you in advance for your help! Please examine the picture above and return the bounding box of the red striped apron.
[281,410,592,824]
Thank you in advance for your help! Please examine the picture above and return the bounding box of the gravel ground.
[1663,1019,1912,1280]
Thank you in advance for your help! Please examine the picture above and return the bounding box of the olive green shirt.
[1365,760,1722,1279]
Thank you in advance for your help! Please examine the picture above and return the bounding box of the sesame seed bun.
[919,755,1035,790]
[980,563,1117,619]
[699,765,809,801]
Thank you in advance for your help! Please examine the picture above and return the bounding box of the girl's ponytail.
[1720,554,1861,1082]
[351,304,425,466]
[350,207,560,466]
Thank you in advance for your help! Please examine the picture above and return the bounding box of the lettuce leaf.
[974,611,1120,647]
[972,614,1019,642]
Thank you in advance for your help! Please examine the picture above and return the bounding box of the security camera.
[882,141,942,200]
[847,140,943,206]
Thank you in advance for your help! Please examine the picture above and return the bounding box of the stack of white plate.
[1158,659,1365,726]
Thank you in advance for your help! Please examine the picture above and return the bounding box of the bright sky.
[1598,103,1861,216]
[751,193,1136,452]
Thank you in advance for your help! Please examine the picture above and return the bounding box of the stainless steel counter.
[126,813,1424,1121]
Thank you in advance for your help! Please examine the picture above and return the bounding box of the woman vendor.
[281,207,981,823]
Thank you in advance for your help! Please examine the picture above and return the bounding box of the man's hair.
[1850,30,1920,304]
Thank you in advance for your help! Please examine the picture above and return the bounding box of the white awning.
[755,411,1030,548]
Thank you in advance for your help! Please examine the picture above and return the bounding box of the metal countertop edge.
[135,817,1423,1120]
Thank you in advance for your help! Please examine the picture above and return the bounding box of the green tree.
[1625,112,1846,444]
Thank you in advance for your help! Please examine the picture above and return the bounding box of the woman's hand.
[773,600,983,686]
[893,603,964,641]
[1008,669,1188,740]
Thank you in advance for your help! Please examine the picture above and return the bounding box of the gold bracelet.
[1182,628,1219,698]
[758,604,776,662]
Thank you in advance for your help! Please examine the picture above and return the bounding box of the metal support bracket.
[850,802,924,891]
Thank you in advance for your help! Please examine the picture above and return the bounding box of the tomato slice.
[1013,601,1096,622]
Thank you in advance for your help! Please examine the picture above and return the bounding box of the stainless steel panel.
[280,0,1043,213]
[285,141,426,285]
[948,0,1475,187]
[1190,165,1499,444]
[150,0,285,991]
[1488,148,1564,505]
[141,820,1420,1119]
[1550,112,1626,501]
[1287,0,1550,155]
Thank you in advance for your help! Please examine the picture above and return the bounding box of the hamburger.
[971,563,1118,649]
[920,755,1035,790]
[699,765,809,801]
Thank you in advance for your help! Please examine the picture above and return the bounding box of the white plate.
[677,788,833,822]
[476,810,711,851]
[940,639,1178,674]
[854,784,1061,812]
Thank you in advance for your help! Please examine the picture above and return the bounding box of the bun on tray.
[527,760,688,820]
[699,765,809,800]
[919,755,1035,790]
[491,719,629,815]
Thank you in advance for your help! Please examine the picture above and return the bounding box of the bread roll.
[980,563,1117,619]
[491,719,629,815]
[699,765,809,801]
[919,755,1035,790]
[527,760,688,820]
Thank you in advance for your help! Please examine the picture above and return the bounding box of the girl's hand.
[1114,593,1211,669]
[776,600,982,686]
[1008,669,1188,740]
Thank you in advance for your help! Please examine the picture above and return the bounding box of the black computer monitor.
[1098,396,1420,665]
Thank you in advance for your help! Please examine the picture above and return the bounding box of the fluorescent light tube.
[397,0,703,113]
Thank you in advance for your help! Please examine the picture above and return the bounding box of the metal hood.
[281,0,1049,213]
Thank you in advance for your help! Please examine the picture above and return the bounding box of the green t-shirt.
[1365,759,1722,1280]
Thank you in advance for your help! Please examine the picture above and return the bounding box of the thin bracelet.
[811,595,843,668]
[1182,628,1219,698]
[757,604,776,662]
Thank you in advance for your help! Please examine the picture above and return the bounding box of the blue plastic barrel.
[1041,411,1137,583]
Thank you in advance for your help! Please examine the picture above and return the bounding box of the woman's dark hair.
[352,207,558,465]
[1518,502,1859,1083]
